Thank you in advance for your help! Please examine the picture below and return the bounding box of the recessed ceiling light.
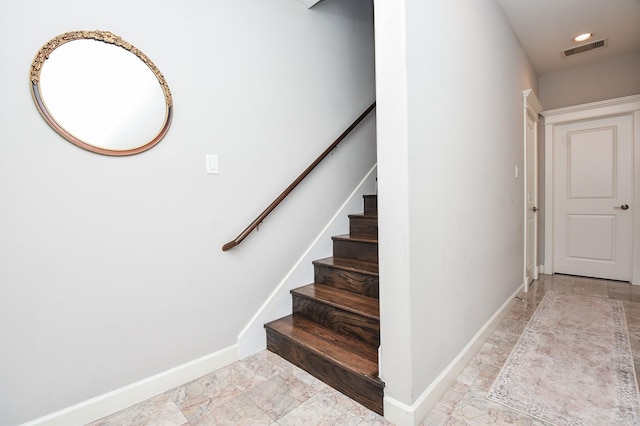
[573,33,593,42]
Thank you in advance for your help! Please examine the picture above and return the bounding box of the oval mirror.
[30,30,173,156]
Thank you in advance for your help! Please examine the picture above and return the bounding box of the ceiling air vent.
[562,38,608,57]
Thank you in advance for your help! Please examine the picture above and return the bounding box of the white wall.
[535,53,640,265]
[375,0,537,415]
[539,52,640,110]
[0,1,376,424]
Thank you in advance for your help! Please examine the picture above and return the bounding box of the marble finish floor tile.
[87,393,188,426]
[421,274,640,426]
[88,350,390,426]
[88,274,638,426]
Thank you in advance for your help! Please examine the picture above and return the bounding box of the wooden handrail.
[222,102,376,251]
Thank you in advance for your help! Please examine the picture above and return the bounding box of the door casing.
[542,94,640,284]
[523,90,542,291]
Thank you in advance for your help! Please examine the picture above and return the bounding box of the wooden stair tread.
[313,257,378,275]
[292,284,379,319]
[265,195,382,414]
[332,234,378,244]
[348,213,378,219]
[332,234,378,263]
[265,315,381,382]
[363,194,377,216]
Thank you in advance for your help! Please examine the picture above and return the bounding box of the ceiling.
[496,0,640,75]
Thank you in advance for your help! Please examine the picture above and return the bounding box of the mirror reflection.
[30,30,173,156]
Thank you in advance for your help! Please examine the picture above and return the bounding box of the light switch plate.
[206,154,219,174]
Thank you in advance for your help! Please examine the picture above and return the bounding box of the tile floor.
[87,348,391,426]
[89,274,640,425]
[421,274,640,425]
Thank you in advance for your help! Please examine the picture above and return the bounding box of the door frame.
[523,89,542,291]
[541,94,640,284]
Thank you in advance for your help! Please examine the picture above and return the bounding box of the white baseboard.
[237,165,377,358]
[20,345,239,426]
[383,284,524,426]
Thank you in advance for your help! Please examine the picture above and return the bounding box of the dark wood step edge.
[264,317,382,386]
[292,286,379,320]
[312,258,378,276]
[332,234,379,244]
[266,321,384,415]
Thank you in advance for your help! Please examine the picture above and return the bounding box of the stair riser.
[292,296,380,347]
[363,195,377,216]
[333,240,378,263]
[349,216,378,239]
[266,329,384,415]
[314,264,378,298]
[265,195,383,415]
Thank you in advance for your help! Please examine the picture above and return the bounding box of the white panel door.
[525,112,537,285]
[554,114,633,281]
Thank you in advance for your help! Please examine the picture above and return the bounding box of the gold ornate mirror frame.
[30,30,173,156]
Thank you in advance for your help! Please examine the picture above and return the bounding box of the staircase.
[264,194,384,415]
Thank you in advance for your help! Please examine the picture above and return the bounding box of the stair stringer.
[237,165,377,358]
